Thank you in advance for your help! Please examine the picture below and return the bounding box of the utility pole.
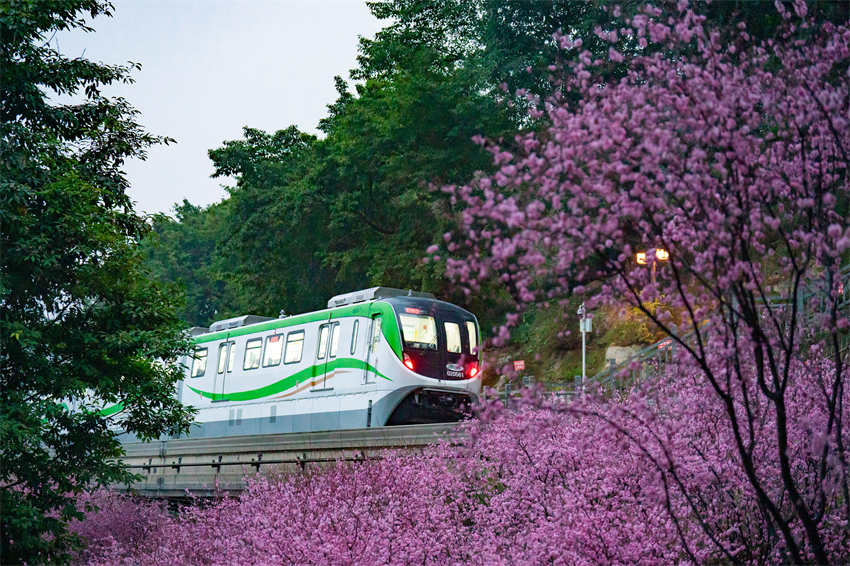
[577,302,591,391]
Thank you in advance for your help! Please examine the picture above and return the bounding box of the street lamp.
[636,248,669,285]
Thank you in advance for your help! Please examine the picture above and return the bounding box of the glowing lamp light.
[636,248,670,264]
[403,353,415,371]
[468,364,479,378]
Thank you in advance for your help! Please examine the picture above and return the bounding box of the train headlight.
[403,353,415,371]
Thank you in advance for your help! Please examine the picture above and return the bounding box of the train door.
[214,339,235,398]
[313,314,335,390]
[363,314,382,386]
[325,322,341,388]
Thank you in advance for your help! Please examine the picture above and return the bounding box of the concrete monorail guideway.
[116,423,462,498]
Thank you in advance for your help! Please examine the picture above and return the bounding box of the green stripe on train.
[187,358,392,402]
[192,301,403,359]
[98,402,124,417]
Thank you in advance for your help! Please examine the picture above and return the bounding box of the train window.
[350,320,359,354]
[444,322,462,353]
[263,334,284,367]
[399,314,437,350]
[371,316,382,347]
[243,338,262,370]
[191,348,207,377]
[317,325,330,359]
[285,331,304,364]
[466,321,478,353]
[217,342,234,374]
[329,323,340,358]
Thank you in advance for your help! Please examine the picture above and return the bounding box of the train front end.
[382,296,482,425]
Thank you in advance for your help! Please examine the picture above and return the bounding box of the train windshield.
[392,298,480,381]
[399,314,438,350]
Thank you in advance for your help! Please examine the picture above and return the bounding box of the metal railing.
[116,423,461,498]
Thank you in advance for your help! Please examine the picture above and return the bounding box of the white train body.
[175,288,482,438]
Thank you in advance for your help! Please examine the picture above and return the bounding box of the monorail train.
[172,287,482,438]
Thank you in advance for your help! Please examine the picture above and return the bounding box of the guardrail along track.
[117,423,461,498]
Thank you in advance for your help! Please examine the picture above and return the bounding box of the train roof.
[327,287,435,308]
[209,315,276,333]
[191,288,451,344]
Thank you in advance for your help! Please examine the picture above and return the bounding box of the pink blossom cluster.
[71,349,848,565]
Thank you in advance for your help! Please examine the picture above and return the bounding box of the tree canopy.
[0,1,193,562]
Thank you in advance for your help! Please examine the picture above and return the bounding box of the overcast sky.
[56,0,381,215]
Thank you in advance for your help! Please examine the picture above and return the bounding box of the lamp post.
[636,248,669,285]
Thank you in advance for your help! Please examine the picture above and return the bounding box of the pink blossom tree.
[439,2,850,563]
[70,359,848,564]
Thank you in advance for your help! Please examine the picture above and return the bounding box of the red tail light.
[403,353,415,371]
[468,364,479,378]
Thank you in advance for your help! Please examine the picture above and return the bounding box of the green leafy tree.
[0,1,194,562]
[208,126,338,316]
[313,69,515,296]
[143,200,233,326]
[356,0,640,98]
[348,0,850,336]
[144,126,334,324]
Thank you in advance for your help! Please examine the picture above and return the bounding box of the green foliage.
[508,300,600,381]
[209,126,334,317]
[209,126,316,187]
[314,67,516,296]
[142,201,232,325]
[601,305,667,347]
[144,127,334,325]
[357,0,642,99]
[503,300,674,382]
[0,1,193,562]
